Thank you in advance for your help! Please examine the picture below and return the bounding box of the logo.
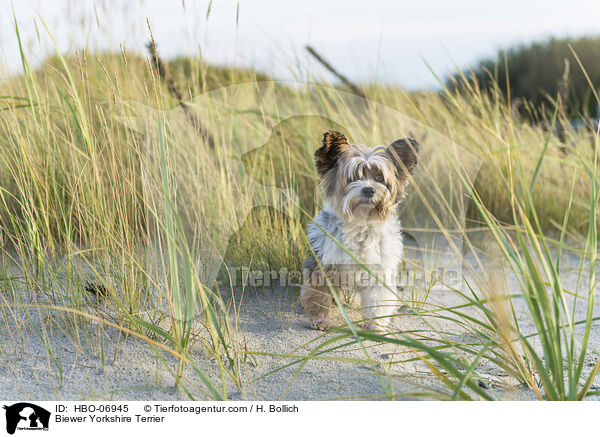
[2,403,50,434]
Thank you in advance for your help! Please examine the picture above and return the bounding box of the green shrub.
[448,36,600,119]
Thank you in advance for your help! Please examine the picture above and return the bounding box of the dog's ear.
[314,130,349,177]
[387,138,419,179]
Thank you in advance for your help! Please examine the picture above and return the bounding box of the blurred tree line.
[448,36,600,120]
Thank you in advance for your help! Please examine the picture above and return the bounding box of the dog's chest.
[336,224,384,264]
[312,210,403,269]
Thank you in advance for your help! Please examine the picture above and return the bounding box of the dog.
[300,130,419,330]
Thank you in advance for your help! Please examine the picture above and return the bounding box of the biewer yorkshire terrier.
[300,130,419,330]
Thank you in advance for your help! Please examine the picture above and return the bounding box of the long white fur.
[306,202,403,324]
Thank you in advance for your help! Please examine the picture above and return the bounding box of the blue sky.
[1,0,600,89]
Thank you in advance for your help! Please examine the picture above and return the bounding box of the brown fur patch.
[387,138,419,177]
[386,138,419,203]
[314,130,350,177]
[300,254,335,330]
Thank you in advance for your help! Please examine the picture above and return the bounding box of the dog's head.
[314,130,418,222]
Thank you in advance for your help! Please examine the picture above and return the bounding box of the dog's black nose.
[362,187,375,198]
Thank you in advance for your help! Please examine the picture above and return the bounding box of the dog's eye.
[375,173,384,183]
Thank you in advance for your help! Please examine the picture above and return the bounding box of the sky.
[1,0,600,89]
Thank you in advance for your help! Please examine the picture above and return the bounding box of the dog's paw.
[358,319,392,331]
[358,321,379,331]
[303,317,330,331]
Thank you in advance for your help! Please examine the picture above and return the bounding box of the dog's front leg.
[300,284,334,330]
[359,285,398,329]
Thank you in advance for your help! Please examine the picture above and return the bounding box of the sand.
[0,247,598,401]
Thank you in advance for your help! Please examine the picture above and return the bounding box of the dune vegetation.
[0,20,598,400]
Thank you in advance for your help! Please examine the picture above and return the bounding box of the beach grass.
[0,16,598,400]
